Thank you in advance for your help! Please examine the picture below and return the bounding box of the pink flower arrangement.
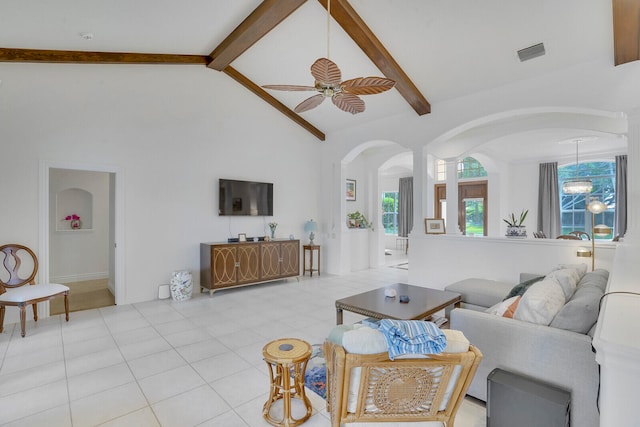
[64,214,80,221]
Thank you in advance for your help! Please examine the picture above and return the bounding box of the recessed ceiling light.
[79,32,94,41]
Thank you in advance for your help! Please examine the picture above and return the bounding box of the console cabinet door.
[237,244,260,285]
[260,242,281,280]
[212,245,237,288]
[280,240,300,277]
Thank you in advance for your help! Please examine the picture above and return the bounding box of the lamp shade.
[593,224,611,236]
[304,220,318,233]
[587,199,607,214]
[563,179,592,194]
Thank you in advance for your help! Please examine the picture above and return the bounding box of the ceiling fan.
[262,0,395,114]
[263,57,395,114]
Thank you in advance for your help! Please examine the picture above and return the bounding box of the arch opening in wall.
[56,188,93,231]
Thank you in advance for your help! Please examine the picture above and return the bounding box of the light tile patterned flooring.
[0,253,486,426]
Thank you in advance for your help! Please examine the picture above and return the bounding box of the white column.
[411,147,424,236]
[445,158,461,234]
[623,109,640,243]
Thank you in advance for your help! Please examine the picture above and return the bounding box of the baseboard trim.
[51,272,110,284]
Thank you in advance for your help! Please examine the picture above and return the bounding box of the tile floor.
[0,253,486,426]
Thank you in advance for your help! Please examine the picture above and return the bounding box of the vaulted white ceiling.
[0,0,629,158]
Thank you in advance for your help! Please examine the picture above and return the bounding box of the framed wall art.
[346,179,356,201]
[424,218,446,234]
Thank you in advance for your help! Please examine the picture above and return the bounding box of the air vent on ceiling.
[517,43,545,62]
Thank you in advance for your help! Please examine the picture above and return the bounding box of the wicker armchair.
[324,339,482,427]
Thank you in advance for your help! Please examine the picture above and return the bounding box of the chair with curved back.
[568,231,591,240]
[0,244,70,337]
[556,234,581,240]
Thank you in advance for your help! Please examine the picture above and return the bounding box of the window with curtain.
[558,161,615,238]
[382,192,399,234]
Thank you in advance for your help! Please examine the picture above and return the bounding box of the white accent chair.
[0,244,69,337]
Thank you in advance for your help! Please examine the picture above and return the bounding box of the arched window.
[558,161,615,238]
[436,157,487,181]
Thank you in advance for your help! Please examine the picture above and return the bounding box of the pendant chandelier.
[562,139,592,194]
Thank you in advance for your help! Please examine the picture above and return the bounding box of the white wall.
[0,63,321,311]
[408,234,616,289]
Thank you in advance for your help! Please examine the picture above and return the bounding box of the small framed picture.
[424,218,446,234]
[346,179,356,201]
[238,233,247,242]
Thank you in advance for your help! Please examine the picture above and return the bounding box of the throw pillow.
[503,276,544,301]
[552,263,588,279]
[514,277,566,325]
[342,326,388,354]
[546,268,580,301]
[503,296,521,318]
[488,296,519,316]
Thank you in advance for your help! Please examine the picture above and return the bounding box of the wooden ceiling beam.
[317,0,430,115]
[223,66,325,141]
[0,48,209,64]
[208,0,308,71]
[612,0,640,66]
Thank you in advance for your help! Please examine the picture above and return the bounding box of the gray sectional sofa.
[447,268,609,427]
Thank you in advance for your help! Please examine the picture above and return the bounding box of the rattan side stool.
[262,338,313,427]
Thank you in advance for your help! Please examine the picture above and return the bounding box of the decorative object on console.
[503,209,528,238]
[268,222,277,239]
[586,198,611,271]
[424,217,446,234]
[304,219,318,244]
[238,233,247,242]
[64,214,81,230]
[562,138,593,194]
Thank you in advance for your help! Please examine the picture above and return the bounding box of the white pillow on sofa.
[514,277,566,325]
[545,268,581,301]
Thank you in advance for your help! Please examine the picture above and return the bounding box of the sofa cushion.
[549,285,603,333]
[445,278,514,309]
[503,276,544,300]
[549,269,609,333]
[514,277,565,325]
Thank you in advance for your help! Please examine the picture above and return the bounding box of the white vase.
[170,270,193,301]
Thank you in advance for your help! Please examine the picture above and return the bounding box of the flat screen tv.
[219,179,273,216]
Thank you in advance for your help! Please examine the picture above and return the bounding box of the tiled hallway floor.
[0,262,486,426]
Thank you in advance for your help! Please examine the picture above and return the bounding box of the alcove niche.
[56,188,93,231]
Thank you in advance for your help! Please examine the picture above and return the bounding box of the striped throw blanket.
[378,319,447,360]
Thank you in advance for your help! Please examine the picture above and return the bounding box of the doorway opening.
[40,161,123,317]
[435,181,488,236]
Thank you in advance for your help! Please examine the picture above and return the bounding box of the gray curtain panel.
[537,162,561,238]
[398,177,414,237]
[615,154,627,237]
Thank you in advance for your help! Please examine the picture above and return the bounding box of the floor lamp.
[586,199,611,271]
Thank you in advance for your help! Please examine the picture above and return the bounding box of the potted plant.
[347,211,370,229]
[503,209,528,238]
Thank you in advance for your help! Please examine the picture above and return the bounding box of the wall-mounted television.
[219,179,273,216]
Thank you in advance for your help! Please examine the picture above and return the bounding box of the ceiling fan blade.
[294,94,325,113]
[262,84,317,91]
[341,77,396,95]
[332,93,365,114]
[310,58,342,86]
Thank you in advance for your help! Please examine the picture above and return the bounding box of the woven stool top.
[263,338,311,364]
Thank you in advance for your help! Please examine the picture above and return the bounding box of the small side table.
[303,245,320,276]
[262,338,313,427]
